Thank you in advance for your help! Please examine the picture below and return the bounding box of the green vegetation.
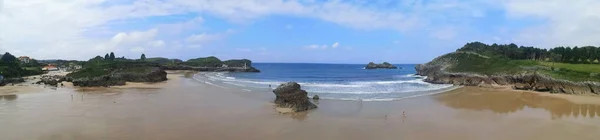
[144,57,182,66]
[0,52,44,78]
[223,59,252,67]
[183,56,223,67]
[67,52,159,79]
[447,42,600,82]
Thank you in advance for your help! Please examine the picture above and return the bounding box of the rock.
[273,82,317,112]
[365,62,398,69]
[36,75,66,87]
[70,67,166,87]
[513,83,531,90]
[1,77,25,86]
[313,95,320,100]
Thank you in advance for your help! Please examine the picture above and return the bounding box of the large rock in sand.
[273,82,317,112]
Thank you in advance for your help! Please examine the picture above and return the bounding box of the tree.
[104,53,109,60]
[140,54,146,61]
[109,52,115,60]
[1,52,17,63]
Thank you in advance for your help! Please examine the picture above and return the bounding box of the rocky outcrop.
[0,77,25,86]
[35,75,68,87]
[70,67,167,87]
[273,82,317,112]
[415,53,600,95]
[365,62,398,69]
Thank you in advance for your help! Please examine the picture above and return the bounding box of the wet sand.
[1,74,600,140]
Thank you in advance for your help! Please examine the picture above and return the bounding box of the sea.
[193,63,456,101]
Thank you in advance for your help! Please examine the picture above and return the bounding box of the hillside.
[416,42,600,95]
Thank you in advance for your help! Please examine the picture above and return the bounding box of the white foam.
[348,79,428,85]
[191,72,456,99]
[204,81,228,89]
[223,82,248,87]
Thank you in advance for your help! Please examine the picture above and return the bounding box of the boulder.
[313,95,320,100]
[365,62,398,69]
[273,82,317,112]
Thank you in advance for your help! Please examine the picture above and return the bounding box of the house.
[68,63,82,70]
[0,75,4,81]
[18,56,30,63]
[42,64,58,71]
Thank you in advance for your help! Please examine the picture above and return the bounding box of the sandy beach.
[1,72,600,140]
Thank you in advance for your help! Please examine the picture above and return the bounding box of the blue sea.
[194,63,456,101]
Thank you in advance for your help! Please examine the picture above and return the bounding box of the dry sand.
[1,73,600,140]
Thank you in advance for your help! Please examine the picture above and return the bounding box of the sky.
[2,0,600,64]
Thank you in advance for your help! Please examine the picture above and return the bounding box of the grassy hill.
[431,50,600,83]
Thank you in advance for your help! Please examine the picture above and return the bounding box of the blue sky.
[3,0,600,64]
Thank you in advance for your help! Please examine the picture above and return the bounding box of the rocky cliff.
[365,62,398,69]
[415,52,600,95]
[68,66,167,87]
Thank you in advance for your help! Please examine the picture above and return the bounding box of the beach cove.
[1,71,600,140]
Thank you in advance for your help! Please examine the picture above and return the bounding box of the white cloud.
[504,0,600,47]
[332,42,339,48]
[304,42,340,50]
[305,44,324,50]
[0,0,179,59]
[111,29,158,45]
[130,47,145,53]
[236,48,252,52]
[8,0,592,60]
[184,32,228,48]
[430,26,457,40]
[149,40,165,48]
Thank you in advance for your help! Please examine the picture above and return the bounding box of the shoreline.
[0,70,189,95]
[2,70,600,139]
[4,69,600,105]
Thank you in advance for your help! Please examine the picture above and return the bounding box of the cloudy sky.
[1,0,600,64]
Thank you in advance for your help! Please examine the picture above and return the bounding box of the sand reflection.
[436,87,600,119]
[0,94,18,101]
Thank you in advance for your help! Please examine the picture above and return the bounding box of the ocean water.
[194,63,456,101]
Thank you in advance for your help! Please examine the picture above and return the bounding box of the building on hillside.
[68,63,82,70]
[42,64,58,71]
[18,56,31,63]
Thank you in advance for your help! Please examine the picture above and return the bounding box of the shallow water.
[0,76,599,140]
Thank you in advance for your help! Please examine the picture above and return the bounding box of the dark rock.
[0,77,25,86]
[313,95,320,100]
[70,67,167,87]
[36,75,66,87]
[273,82,317,112]
[365,62,398,69]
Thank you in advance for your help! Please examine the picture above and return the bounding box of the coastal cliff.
[66,62,167,87]
[169,57,260,72]
[415,51,600,95]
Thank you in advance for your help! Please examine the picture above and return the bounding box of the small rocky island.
[273,82,317,112]
[365,62,398,69]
